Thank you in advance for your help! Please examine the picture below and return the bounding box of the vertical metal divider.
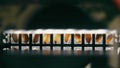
[61,34,63,55]
[71,34,74,55]
[40,34,43,55]
[39,34,41,54]
[92,34,95,55]
[19,34,21,54]
[50,34,53,55]
[103,34,106,55]
[29,34,32,54]
[82,34,84,55]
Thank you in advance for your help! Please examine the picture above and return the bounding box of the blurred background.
[0,0,120,68]
[0,0,119,30]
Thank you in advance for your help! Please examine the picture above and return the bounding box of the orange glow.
[74,34,82,43]
[106,34,113,44]
[54,34,61,44]
[43,34,50,44]
[64,34,71,42]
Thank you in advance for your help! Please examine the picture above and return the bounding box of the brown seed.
[22,34,29,43]
[85,34,92,44]
[32,34,40,43]
[65,34,71,42]
[12,34,19,42]
[106,34,113,44]
[96,34,103,43]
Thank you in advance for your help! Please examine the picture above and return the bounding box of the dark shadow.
[26,4,107,29]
